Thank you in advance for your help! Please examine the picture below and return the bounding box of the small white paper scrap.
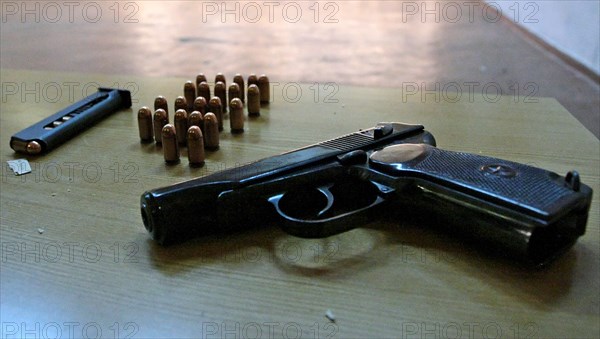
[325,309,336,322]
[7,159,31,176]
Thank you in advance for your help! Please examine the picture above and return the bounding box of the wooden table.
[1,69,598,338]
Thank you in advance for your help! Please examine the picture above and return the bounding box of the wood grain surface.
[1,69,598,338]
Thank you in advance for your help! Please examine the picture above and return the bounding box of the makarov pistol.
[140,122,592,266]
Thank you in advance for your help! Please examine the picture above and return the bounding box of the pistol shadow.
[267,226,390,278]
[146,226,278,274]
[147,223,390,279]
[367,216,580,309]
[146,216,583,308]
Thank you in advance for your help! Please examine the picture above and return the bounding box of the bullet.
[174,96,188,114]
[162,124,180,164]
[247,84,260,117]
[195,73,207,90]
[233,74,245,103]
[154,96,169,120]
[184,81,196,112]
[197,82,211,104]
[188,111,204,131]
[137,106,154,142]
[26,141,42,155]
[204,113,220,151]
[208,96,223,131]
[153,109,168,144]
[248,74,258,88]
[214,81,227,112]
[229,98,244,133]
[215,73,226,87]
[258,74,270,104]
[187,126,205,167]
[174,109,188,145]
[228,83,241,106]
[193,96,207,115]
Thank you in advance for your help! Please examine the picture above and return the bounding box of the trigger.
[316,185,335,218]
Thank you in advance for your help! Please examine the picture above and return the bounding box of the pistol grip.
[369,144,592,266]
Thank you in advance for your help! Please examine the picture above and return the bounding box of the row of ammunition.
[137,73,270,166]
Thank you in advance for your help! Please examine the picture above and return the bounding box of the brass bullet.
[137,106,154,143]
[208,96,223,131]
[247,84,260,117]
[187,126,205,167]
[26,141,42,155]
[195,73,207,90]
[184,81,196,112]
[215,73,226,87]
[153,109,168,144]
[154,96,169,120]
[248,74,258,88]
[203,113,220,151]
[197,81,211,104]
[162,124,180,164]
[188,111,204,131]
[233,74,245,103]
[188,110,205,139]
[228,83,241,106]
[174,96,188,113]
[193,96,207,115]
[214,81,227,111]
[174,109,188,145]
[258,74,270,104]
[229,98,244,133]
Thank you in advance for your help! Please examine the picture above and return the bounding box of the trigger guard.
[268,183,392,238]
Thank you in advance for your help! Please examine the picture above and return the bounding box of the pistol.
[140,123,592,266]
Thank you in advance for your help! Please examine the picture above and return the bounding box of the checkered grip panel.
[411,148,573,212]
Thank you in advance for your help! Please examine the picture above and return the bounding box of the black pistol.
[140,123,592,266]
